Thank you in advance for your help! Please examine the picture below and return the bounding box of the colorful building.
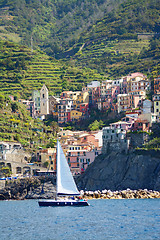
[58,99,73,124]
[70,110,82,121]
[153,94,160,122]
[66,144,91,174]
[49,96,60,115]
[131,119,150,132]
[37,148,56,171]
[78,133,99,148]
[79,148,101,173]
[154,77,160,94]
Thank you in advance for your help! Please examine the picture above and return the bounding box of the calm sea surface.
[0,199,160,240]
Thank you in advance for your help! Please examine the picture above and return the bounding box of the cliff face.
[77,150,160,191]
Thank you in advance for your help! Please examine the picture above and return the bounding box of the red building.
[80,103,89,116]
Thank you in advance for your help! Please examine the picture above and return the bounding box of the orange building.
[131,119,150,132]
[78,133,99,148]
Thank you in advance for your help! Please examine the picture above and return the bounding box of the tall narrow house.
[40,84,49,115]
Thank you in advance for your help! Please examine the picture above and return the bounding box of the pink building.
[66,144,91,174]
[79,149,101,173]
[118,90,146,113]
[105,86,120,102]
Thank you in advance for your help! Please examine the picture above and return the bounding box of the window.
[68,158,70,162]
[51,161,53,164]
[49,156,52,160]
[156,102,159,106]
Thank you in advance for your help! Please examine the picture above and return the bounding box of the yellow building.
[38,148,56,171]
[74,91,89,110]
[70,110,82,121]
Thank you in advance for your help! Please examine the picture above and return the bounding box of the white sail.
[56,140,80,196]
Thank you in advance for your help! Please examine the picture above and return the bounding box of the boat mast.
[55,139,58,200]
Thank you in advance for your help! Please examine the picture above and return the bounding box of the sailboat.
[38,140,89,207]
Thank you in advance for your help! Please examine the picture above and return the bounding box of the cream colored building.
[153,95,160,122]
[40,84,49,115]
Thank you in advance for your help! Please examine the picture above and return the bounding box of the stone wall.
[127,132,151,148]
[102,139,130,154]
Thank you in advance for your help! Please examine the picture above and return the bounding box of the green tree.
[43,161,49,168]
[11,102,18,112]
[50,121,59,136]
[89,120,100,131]
[0,94,5,108]
[46,138,56,148]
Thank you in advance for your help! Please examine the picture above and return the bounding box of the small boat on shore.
[38,140,89,207]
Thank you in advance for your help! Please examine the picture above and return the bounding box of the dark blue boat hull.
[38,200,89,207]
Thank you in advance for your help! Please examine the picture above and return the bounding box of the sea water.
[0,199,159,240]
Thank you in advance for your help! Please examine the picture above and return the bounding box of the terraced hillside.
[73,38,150,74]
[0,40,106,98]
[0,96,57,151]
[65,0,160,77]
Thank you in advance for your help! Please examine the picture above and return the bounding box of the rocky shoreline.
[0,177,56,200]
[0,177,160,200]
[81,189,160,199]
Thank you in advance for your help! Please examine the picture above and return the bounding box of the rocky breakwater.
[80,189,160,199]
[0,177,56,200]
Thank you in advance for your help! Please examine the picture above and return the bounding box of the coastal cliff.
[1,150,160,200]
[77,150,160,191]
